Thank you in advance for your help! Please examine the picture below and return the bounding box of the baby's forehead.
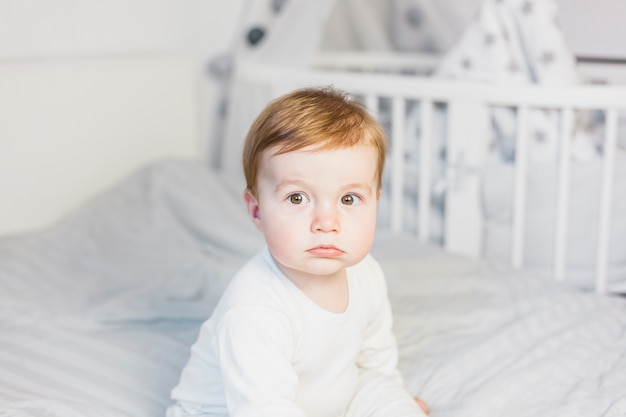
[260,143,379,172]
[266,138,379,158]
[259,145,379,189]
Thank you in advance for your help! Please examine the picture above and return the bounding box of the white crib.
[225,52,626,294]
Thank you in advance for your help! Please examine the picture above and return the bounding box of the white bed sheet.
[376,233,626,417]
[1,160,625,417]
[0,160,259,417]
[0,323,196,417]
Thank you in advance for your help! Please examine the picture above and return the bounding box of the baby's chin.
[275,258,353,281]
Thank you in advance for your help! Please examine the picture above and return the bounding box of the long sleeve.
[356,257,402,378]
[350,256,427,417]
[215,305,306,417]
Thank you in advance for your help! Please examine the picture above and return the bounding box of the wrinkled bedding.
[1,160,625,417]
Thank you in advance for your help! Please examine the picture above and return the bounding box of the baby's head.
[242,87,387,197]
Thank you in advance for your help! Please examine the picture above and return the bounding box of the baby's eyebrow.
[272,179,376,196]
[342,180,378,193]
[344,182,372,190]
[274,178,309,192]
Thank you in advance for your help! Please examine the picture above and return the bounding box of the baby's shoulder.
[214,253,294,316]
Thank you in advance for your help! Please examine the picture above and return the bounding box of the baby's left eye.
[288,193,309,205]
[341,194,361,205]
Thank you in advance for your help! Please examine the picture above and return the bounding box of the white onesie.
[168,247,423,417]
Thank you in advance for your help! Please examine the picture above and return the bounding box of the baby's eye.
[341,194,361,205]
[288,193,309,205]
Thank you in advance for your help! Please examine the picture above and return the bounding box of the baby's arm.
[355,258,403,377]
[352,258,428,416]
[216,306,306,417]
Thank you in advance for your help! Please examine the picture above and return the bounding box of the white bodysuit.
[168,247,423,417]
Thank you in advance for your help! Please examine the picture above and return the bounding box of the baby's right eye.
[288,193,309,205]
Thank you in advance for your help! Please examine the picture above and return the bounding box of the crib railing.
[313,51,439,75]
[233,60,626,293]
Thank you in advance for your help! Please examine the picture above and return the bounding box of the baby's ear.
[243,189,262,230]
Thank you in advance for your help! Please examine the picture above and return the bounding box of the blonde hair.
[242,87,388,195]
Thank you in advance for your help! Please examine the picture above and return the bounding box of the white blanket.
[1,160,624,417]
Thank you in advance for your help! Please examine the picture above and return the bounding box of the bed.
[2,35,626,417]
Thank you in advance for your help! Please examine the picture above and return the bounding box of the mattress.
[1,160,625,417]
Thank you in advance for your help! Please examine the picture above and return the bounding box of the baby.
[168,87,428,417]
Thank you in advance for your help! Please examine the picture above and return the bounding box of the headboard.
[0,54,202,236]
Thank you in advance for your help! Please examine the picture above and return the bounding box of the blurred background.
[2,0,624,152]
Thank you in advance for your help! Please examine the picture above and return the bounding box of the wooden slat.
[444,101,489,257]
[390,96,406,233]
[365,94,378,117]
[511,106,529,268]
[553,107,573,282]
[418,100,434,242]
[595,108,618,293]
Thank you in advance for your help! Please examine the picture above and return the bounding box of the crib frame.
[231,57,626,294]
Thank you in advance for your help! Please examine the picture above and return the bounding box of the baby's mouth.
[307,245,344,258]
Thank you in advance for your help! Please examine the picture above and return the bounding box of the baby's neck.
[286,269,349,314]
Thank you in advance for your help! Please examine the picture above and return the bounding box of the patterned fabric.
[436,0,580,84]
[434,0,602,163]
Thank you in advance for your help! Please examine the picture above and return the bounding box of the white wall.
[0,0,247,159]
[0,1,245,59]
[556,0,626,84]
[2,0,624,149]
[556,0,626,61]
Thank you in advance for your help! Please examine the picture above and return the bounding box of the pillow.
[0,160,265,326]
[433,0,598,163]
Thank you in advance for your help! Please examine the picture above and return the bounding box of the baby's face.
[245,144,379,283]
